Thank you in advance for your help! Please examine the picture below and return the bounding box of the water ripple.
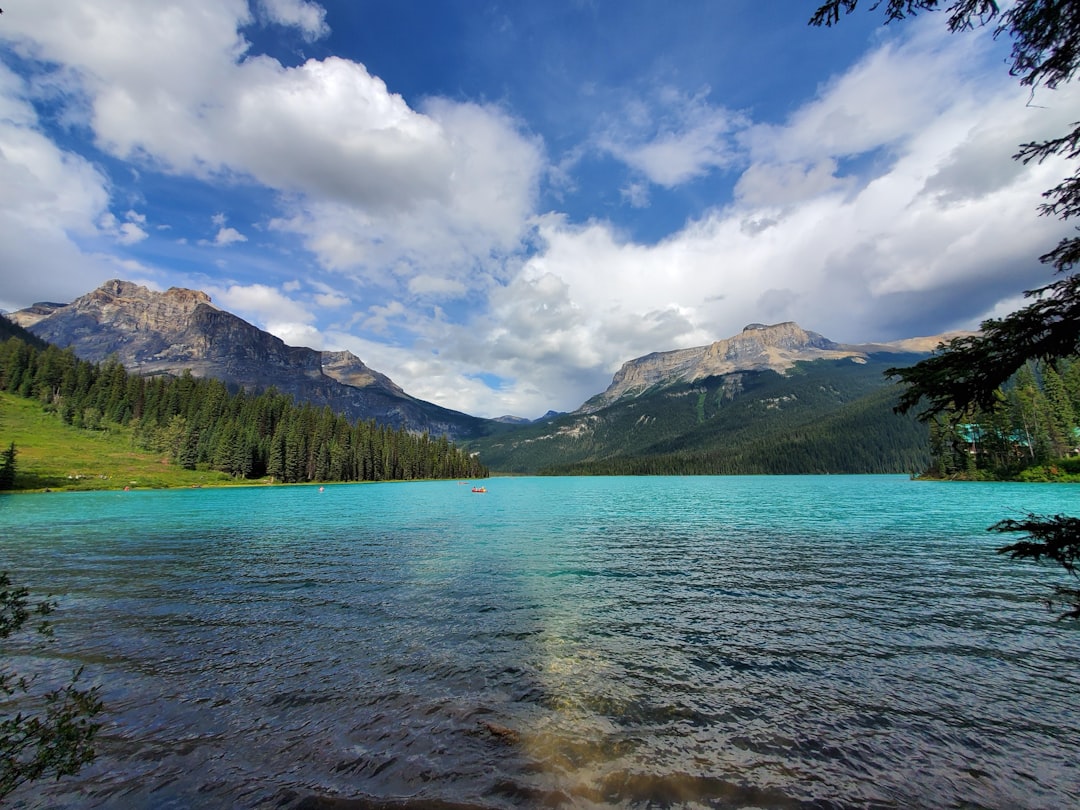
[1,475,1078,808]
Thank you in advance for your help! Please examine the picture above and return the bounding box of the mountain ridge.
[9,280,968,470]
[11,280,488,439]
[469,352,935,474]
[582,321,972,413]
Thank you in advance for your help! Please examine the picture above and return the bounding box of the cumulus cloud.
[597,87,748,187]
[270,99,543,283]
[436,22,1079,416]
[213,227,247,246]
[0,64,117,311]
[408,275,467,298]
[620,181,650,208]
[734,159,848,207]
[745,26,979,166]
[257,0,329,41]
[100,211,150,245]
[314,291,350,308]
[0,1,535,241]
[0,0,544,310]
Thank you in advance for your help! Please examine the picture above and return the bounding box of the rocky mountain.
[466,322,965,474]
[11,280,489,440]
[581,322,961,411]
[8,281,966,473]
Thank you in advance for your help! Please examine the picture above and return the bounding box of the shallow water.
[1,475,1078,808]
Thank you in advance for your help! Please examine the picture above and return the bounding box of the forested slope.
[0,332,487,486]
[471,355,930,474]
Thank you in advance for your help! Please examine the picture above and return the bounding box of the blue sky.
[1,1,1076,418]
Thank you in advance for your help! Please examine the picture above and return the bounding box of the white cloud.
[257,0,329,41]
[270,99,543,279]
[117,222,149,245]
[408,275,467,298]
[1,0,544,290]
[206,282,314,334]
[213,227,247,247]
[0,2,458,212]
[268,321,325,349]
[2,2,1076,422]
[744,25,981,166]
[314,291,350,308]
[620,181,650,208]
[360,300,408,335]
[439,23,1080,416]
[220,56,455,208]
[0,63,117,311]
[100,211,150,245]
[597,87,747,187]
[734,159,848,207]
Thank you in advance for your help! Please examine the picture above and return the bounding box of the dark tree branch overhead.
[1,573,102,798]
[886,273,1080,419]
[993,514,1080,620]
[810,1,1001,33]
[994,513,1080,574]
[811,0,1080,95]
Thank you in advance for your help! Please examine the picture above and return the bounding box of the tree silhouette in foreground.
[1,572,102,799]
[992,515,1080,619]
[811,1,1080,617]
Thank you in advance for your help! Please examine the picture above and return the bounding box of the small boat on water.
[471,486,487,493]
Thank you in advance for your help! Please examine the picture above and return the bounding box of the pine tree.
[1042,364,1078,454]
[0,442,16,490]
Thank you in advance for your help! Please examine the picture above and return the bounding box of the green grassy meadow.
[0,392,246,492]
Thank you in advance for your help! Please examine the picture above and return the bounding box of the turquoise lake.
[1,475,1078,809]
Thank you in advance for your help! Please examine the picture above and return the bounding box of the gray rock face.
[11,280,972,436]
[580,321,973,412]
[12,280,486,439]
[585,322,854,409]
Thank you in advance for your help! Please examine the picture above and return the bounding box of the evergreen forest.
[0,332,488,486]
[927,358,1080,481]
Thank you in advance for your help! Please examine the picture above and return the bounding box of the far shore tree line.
[926,358,1080,480]
[0,335,488,486]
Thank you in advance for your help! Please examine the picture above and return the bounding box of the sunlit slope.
[0,392,235,491]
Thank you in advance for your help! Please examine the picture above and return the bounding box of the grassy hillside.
[469,355,931,475]
[0,392,238,491]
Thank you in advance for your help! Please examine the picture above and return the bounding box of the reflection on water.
[1,475,1078,808]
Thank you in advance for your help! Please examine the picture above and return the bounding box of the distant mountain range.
[9,279,966,473]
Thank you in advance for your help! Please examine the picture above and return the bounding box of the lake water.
[1,475,1078,809]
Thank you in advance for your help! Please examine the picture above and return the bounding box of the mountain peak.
[584,322,852,410]
[11,279,484,439]
[77,279,217,323]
